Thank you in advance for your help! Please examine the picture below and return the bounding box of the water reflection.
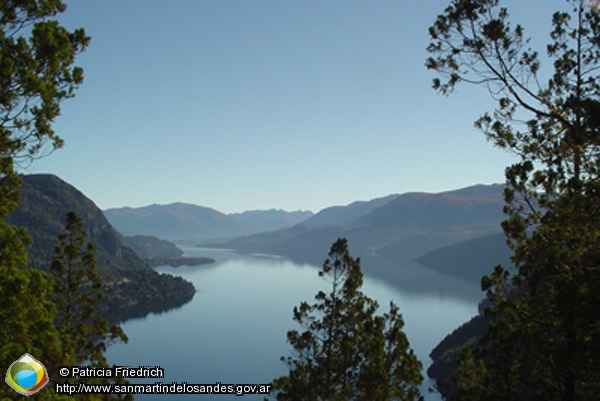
[107,247,479,400]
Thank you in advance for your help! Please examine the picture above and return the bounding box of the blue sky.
[28,0,566,213]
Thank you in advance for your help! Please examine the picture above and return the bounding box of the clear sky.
[28,0,567,214]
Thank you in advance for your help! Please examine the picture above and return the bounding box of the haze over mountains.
[104,183,512,284]
[104,203,313,242]
[217,184,508,269]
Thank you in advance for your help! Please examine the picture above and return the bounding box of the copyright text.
[58,366,164,379]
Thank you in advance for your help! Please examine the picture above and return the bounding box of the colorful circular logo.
[5,353,49,396]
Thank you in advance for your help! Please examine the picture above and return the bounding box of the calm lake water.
[106,247,481,400]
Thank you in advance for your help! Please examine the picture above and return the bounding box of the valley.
[13,173,512,400]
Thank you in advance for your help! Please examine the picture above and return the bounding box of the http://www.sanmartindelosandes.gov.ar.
[5,353,50,396]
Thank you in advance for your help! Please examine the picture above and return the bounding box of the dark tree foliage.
[0,0,89,164]
[270,238,423,401]
[51,212,133,401]
[0,256,67,400]
[0,2,107,400]
[51,212,128,365]
[428,0,600,400]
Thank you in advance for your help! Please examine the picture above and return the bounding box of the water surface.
[107,247,480,400]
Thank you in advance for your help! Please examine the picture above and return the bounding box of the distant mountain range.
[103,184,512,285]
[9,174,196,322]
[214,184,510,283]
[230,209,314,232]
[104,204,313,242]
[301,194,400,228]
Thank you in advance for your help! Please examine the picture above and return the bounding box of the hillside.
[427,314,491,399]
[416,233,512,282]
[121,234,184,259]
[122,235,214,267]
[353,184,505,230]
[8,174,196,322]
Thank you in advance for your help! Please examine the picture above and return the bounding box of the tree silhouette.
[51,211,133,401]
[428,0,600,399]
[271,238,423,401]
[0,1,89,399]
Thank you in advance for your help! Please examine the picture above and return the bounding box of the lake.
[106,247,481,400]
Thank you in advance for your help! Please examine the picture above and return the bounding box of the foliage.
[0,2,95,399]
[0,257,68,400]
[50,212,133,401]
[427,0,600,197]
[51,212,128,365]
[0,0,89,165]
[271,238,423,401]
[427,0,600,399]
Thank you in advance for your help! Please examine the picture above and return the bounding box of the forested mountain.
[9,174,196,322]
[427,314,490,398]
[104,204,313,241]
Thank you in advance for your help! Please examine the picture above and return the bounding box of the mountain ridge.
[104,203,314,242]
[211,183,507,285]
[301,194,400,228]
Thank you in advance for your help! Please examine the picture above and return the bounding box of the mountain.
[104,204,313,242]
[301,194,399,228]
[121,234,214,267]
[215,184,507,282]
[416,233,512,282]
[104,203,246,241]
[120,235,184,259]
[216,193,404,255]
[8,174,196,322]
[229,209,313,233]
[369,184,507,264]
[353,184,505,231]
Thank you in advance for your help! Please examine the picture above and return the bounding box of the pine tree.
[0,2,89,398]
[51,212,128,365]
[271,238,423,401]
[427,0,600,399]
[50,211,133,401]
[0,162,70,401]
